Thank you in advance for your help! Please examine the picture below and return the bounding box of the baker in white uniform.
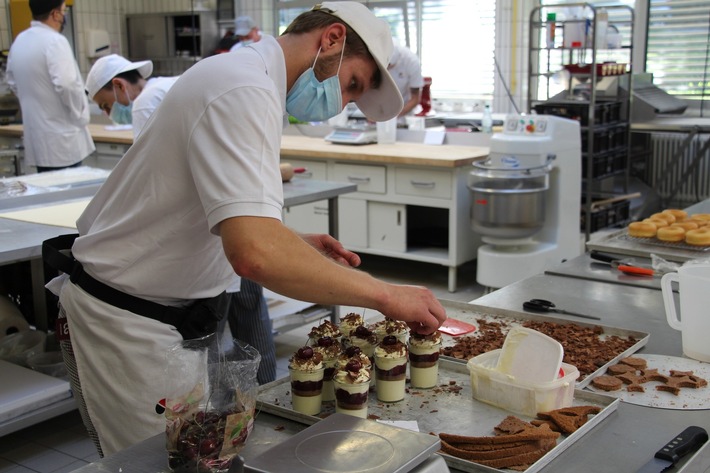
[6,0,94,172]
[85,54,179,138]
[388,43,425,117]
[47,1,446,456]
[86,54,279,384]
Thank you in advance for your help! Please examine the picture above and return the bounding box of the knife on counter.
[637,426,708,473]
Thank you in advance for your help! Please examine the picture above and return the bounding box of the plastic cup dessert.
[312,336,342,403]
[374,335,409,402]
[336,345,372,374]
[333,359,371,418]
[288,346,325,416]
[408,330,443,389]
[339,312,365,348]
[348,325,378,386]
[371,317,409,345]
[307,320,342,347]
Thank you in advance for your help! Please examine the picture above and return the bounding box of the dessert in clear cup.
[333,358,371,418]
[288,346,324,415]
[408,329,442,389]
[337,345,374,388]
[374,335,409,402]
[307,320,342,347]
[370,317,409,345]
[348,325,378,361]
[339,312,365,347]
[311,336,342,402]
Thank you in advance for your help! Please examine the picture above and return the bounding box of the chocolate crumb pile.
[591,357,708,395]
[440,318,639,378]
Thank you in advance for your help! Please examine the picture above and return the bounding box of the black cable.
[494,55,520,114]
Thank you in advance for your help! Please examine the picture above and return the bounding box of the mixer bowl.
[469,163,549,239]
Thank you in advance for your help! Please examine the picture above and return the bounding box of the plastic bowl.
[27,351,67,379]
[0,330,46,366]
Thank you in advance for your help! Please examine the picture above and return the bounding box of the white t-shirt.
[72,35,287,305]
[388,45,425,104]
[132,76,180,138]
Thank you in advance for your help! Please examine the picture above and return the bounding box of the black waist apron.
[42,234,228,340]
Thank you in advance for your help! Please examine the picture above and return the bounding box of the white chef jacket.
[6,21,95,168]
[70,35,286,306]
[131,76,180,138]
[388,45,425,105]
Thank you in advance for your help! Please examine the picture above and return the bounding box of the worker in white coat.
[6,0,94,172]
[388,43,425,117]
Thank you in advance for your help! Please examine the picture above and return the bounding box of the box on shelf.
[582,148,628,180]
[467,349,579,417]
[581,197,631,233]
[533,100,622,126]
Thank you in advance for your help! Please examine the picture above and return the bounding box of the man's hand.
[380,284,447,335]
[300,233,361,267]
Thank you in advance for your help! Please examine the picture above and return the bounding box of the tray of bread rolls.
[587,208,710,262]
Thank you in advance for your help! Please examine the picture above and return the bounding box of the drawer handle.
[347,175,371,184]
[411,180,436,188]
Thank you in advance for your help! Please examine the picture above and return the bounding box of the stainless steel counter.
[471,274,709,473]
[544,252,662,290]
[69,272,709,472]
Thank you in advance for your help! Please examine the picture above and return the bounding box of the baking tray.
[256,358,620,473]
[586,229,710,263]
[437,300,649,389]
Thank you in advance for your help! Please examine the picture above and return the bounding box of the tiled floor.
[0,254,484,472]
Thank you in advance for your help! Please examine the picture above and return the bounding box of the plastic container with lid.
[0,330,46,366]
[467,349,579,417]
[27,351,68,379]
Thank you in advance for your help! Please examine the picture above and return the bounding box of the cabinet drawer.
[395,168,452,200]
[332,163,386,194]
[95,142,130,156]
[282,159,327,180]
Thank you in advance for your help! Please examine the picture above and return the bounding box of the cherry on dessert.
[297,346,314,359]
[345,346,362,357]
[317,336,334,347]
[346,359,362,372]
[354,325,371,337]
[382,335,397,346]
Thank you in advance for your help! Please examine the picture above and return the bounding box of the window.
[275,0,496,102]
[646,0,710,101]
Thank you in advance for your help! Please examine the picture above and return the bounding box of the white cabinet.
[283,159,329,234]
[281,154,482,292]
[87,142,131,170]
[368,202,407,252]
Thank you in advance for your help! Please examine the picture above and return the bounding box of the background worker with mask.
[6,0,94,172]
[48,1,445,456]
[85,54,179,138]
[229,15,262,52]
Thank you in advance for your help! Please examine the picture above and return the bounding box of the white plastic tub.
[467,349,579,417]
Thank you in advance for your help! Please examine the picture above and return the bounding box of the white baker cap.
[234,16,256,36]
[313,2,403,121]
[85,54,153,99]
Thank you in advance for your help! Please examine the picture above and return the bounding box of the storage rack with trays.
[528,3,635,239]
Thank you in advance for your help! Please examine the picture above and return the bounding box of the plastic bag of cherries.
[163,335,261,472]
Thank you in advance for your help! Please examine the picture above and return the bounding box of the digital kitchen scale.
[244,413,443,473]
[325,126,378,145]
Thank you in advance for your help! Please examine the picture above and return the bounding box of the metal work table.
[0,177,356,332]
[70,272,710,472]
[471,274,710,473]
[544,252,662,290]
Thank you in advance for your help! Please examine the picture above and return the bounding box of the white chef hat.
[85,54,153,99]
[313,2,403,121]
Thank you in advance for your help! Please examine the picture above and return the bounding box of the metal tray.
[437,300,649,389]
[256,358,620,473]
[586,229,710,262]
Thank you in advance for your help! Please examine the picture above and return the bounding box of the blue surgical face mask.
[110,86,133,125]
[286,42,345,122]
